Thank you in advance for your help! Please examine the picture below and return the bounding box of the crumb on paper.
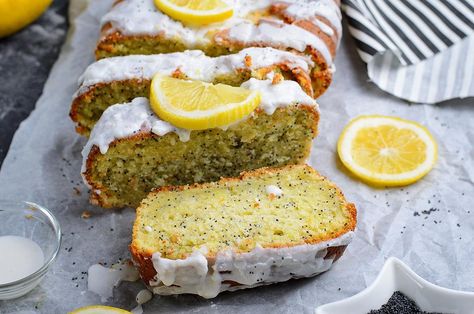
[26,204,38,211]
[81,210,92,219]
[136,289,153,304]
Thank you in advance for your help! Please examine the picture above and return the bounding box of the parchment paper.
[0,1,473,313]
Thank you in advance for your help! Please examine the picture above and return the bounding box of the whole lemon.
[0,0,53,38]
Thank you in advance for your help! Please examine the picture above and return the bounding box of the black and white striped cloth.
[342,0,474,104]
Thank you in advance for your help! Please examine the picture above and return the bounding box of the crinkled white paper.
[0,1,473,313]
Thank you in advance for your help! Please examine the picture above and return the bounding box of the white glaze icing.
[87,260,140,302]
[313,18,335,37]
[226,20,332,63]
[241,78,317,114]
[149,231,354,298]
[0,236,44,285]
[81,79,317,176]
[265,184,283,196]
[100,0,340,63]
[75,47,313,96]
[284,0,342,37]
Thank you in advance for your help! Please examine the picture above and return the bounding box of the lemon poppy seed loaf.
[130,164,357,298]
[71,48,316,136]
[82,78,319,208]
[96,0,341,96]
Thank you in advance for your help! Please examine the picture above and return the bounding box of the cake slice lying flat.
[130,165,357,298]
[71,48,316,136]
[96,0,341,96]
[82,78,319,208]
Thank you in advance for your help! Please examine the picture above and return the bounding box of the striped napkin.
[342,0,474,104]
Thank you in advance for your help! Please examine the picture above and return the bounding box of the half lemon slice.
[150,74,261,130]
[337,115,437,186]
[69,305,131,314]
[154,0,233,25]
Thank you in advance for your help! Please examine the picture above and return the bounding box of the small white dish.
[316,257,474,314]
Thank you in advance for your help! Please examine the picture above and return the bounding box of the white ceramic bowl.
[316,257,474,314]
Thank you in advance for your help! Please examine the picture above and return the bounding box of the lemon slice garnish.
[150,74,261,130]
[0,0,52,37]
[337,115,437,186]
[154,0,233,25]
[68,305,131,314]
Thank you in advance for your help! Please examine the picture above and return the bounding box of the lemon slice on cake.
[69,305,131,314]
[154,0,233,25]
[337,115,437,186]
[150,74,261,130]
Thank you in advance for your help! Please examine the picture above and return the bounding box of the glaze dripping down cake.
[81,77,319,208]
[71,47,317,135]
[96,0,342,97]
[130,164,357,298]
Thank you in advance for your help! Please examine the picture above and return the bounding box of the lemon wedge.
[69,305,131,314]
[0,0,53,37]
[337,115,437,186]
[150,74,261,130]
[154,0,233,25]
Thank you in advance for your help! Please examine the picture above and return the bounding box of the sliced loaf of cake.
[130,164,357,298]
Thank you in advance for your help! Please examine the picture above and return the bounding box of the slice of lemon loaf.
[71,48,315,136]
[130,164,357,298]
[97,0,340,61]
[96,0,341,96]
[82,78,319,208]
